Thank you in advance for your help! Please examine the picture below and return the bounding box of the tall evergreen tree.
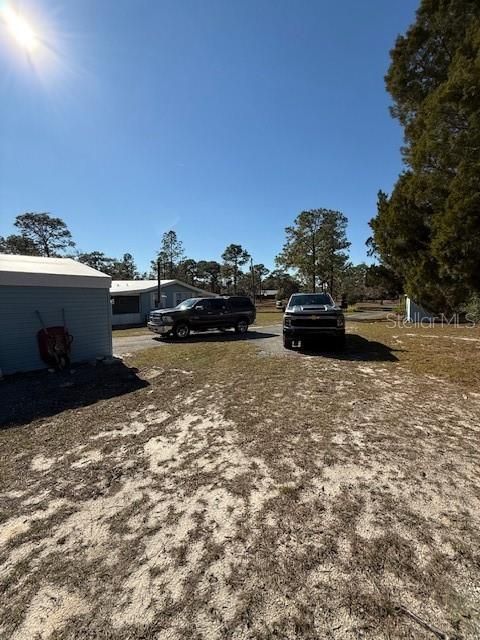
[253,264,269,296]
[276,209,350,296]
[110,253,139,279]
[0,234,39,255]
[369,0,480,312]
[196,260,222,292]
[177,258,197,285]
[221,244,250,294]
[77,251,114,273]
[151,230,185,279]
[4,212,75,257]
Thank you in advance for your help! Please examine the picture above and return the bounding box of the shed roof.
[0,254,111,289]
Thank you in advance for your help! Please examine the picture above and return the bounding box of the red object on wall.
[37,327,74,368]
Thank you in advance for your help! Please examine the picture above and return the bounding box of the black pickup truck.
[283,293,345,349]
[148,296,256,339]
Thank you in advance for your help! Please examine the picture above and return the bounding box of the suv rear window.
[228,296,253,309]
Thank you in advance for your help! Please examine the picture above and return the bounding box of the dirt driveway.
[2,323,480,639]
[113,325,282,356]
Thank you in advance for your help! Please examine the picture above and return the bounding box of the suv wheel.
[235,319,249,335]
[283,336,293,350]
[174,323,190,339]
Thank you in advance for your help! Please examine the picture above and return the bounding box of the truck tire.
[174,323,190,339]
[283,336,293,350]
[235,319,249,335]
[336,334,346,350]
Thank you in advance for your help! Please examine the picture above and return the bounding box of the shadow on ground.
[297,333,402,362]
[153,329,279,344]
[0,360,149,429]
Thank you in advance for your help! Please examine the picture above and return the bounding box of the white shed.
[0,254,112,375]
[405,296,436,323]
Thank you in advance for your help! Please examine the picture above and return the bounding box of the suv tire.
[174,323,190,339]
[283,336,293,350]
[235,319,249,335]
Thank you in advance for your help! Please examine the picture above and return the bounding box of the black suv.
[148,296,256,339]
[283,293,345,349]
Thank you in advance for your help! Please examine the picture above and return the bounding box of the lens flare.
[2,5,38,52]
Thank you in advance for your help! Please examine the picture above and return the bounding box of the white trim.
[110,279,217,297]
[111,279,174,295]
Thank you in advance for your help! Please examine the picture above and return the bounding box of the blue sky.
[1,0,418,273]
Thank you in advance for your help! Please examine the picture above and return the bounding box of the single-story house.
[110,279,216,326]
[259,289,278,299]
[0,254,112,375]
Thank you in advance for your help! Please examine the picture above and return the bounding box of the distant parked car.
[148,296,256,339]
[275,300,286,310]
[283,293,345,349]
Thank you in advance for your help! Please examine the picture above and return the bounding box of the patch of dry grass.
[1,324,480,638]
[356,322,480,391]
[254,310,283,326]
[112,325,149,338]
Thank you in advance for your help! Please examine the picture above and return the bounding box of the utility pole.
[250,257,256,305]
[157,259,161,309]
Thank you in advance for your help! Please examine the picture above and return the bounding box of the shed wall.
[0,286,112,374]
[405,297,436,323]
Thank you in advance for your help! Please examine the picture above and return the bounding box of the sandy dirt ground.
[1,324,480,639]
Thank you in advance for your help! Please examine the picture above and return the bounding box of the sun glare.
[2,5,38,52]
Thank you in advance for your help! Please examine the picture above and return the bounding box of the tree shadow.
[153,330,279,344]
[0,360,149,430]
[298,333,403,362]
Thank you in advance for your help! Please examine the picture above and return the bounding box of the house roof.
[261,289,278,296]
[0,254,111,289]
[111,280,174,294]
[111,279,216,297]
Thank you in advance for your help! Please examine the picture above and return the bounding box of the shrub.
[463,294,480,325]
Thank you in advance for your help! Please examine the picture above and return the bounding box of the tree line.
[1,210,398,302]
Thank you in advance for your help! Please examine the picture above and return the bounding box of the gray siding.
[0,286,112,375]
[140,291,155,319]
[161,283,213,309]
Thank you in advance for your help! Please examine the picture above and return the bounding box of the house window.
[111,295,140,315]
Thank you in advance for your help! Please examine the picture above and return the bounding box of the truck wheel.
[174,323,190,339]
[336,334,346,350]
[235,319,249,335]
[283,336,293,350]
